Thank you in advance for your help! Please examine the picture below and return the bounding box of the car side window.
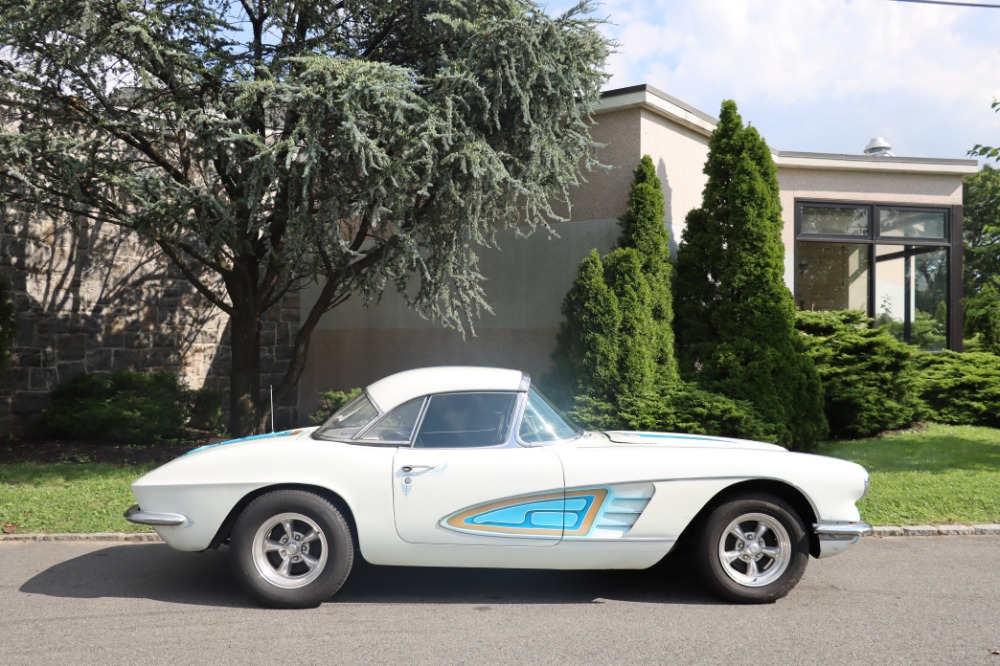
[359,398,425,443]
[414,392,518,448]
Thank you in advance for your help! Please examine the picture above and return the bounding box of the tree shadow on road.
[19,543,722,608]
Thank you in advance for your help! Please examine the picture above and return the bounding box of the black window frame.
[794,199,963,351]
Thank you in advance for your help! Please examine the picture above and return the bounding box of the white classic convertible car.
[126,366,872,608]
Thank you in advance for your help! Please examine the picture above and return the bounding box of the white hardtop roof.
[365,366,528,413]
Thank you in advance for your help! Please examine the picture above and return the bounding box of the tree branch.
[155,239,234,314]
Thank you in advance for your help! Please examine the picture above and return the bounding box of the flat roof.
[597,85,979,176]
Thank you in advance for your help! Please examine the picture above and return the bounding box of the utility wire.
[891,0,1000,8]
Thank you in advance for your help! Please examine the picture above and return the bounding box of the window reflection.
[875,246,947,350]
[879,208,946,240]
[799,205,869,237]
[795,242,869,312]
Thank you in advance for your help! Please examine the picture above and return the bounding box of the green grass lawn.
[816,424,1000,526]
[0,463,156,534]
[1,424,998,533]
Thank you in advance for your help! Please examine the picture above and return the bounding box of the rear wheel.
[230,490,353,608]
[695,493,809,603]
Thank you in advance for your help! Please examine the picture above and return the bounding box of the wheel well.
[672,480,821,558]
[208,484,359,551]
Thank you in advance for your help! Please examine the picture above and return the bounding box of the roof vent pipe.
[864,137,894,157]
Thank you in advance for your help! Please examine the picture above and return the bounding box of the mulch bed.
[0,439,201,465]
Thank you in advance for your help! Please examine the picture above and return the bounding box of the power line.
[891,0,1000,8]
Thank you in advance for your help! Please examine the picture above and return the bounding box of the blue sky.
[543,0,1000,160]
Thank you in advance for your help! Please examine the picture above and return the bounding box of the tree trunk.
[229,305,262,437]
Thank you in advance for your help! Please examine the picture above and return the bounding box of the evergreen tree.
[618,156,677,381]
[603,247,658,400]
[548,250,622,405]
[547,155,675,407]
[674,100,827,450]
[0,0,611,435]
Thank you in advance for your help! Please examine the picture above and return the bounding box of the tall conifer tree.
[548,155,675,407]
[674,101,827,449]
[618,155,677,382]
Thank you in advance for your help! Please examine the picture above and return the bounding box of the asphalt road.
[1,536,998,666]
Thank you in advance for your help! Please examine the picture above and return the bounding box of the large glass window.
[799,204,870,237]
[878,208,947,240]
[795,201,953,350]
[795,242,870,312]
[874,246,948,351]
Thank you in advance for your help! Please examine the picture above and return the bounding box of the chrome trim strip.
[124,504,187,527]
[814,521,873,539]
[518,373,532,392]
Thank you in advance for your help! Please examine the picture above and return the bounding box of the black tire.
[694,492,809,604]
[230,490,354,608]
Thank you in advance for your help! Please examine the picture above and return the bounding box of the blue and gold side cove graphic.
[443,488,609,538]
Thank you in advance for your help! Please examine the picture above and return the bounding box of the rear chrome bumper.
[124,504,187,527]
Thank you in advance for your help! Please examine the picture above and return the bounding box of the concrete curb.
[0,532,162,543]
[2,525,1000,542]
[870,524,1000,537]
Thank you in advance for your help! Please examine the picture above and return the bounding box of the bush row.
[45,370,223,443]
[796,310,1000,438]
[565,309,1000,442]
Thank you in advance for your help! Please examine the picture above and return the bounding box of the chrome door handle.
[400,465,436,474]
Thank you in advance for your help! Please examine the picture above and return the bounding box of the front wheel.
[230,490,354,608]
[695,493,809,603]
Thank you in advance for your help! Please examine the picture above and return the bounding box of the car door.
[392,391,565,546]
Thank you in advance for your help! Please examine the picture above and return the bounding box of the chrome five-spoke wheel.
[696,493,809,603]
[252,512,329,589]
[231,490,353,608]
[718,512,790,587]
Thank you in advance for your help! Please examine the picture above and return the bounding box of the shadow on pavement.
[20,543,719,608]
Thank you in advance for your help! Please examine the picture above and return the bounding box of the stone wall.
[0,212,299,438]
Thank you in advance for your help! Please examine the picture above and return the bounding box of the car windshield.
[313,393,379,440]
[518,387,582,443]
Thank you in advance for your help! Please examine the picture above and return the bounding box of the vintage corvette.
[126,366,872,608]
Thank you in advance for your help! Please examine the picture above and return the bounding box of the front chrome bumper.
[124,504,187,527]
[814,521,874,540]
[812,521,872,558]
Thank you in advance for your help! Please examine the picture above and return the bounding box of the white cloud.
[550,0,1000,158]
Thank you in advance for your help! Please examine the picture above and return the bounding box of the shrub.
[621,383,778,443]
[187,387,225,435]
[45,370,221,443]
[912,351,1000,427]
[796,310,917,438]
[563,382,776,444]
[309,388,362,425]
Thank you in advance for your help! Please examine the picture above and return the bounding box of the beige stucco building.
[297,85,978,417]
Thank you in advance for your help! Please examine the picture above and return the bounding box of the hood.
[183,427,315,457]
[603,430,786,452]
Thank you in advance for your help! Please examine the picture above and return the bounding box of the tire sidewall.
[697,493,809,604]
[230,490,353,608]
